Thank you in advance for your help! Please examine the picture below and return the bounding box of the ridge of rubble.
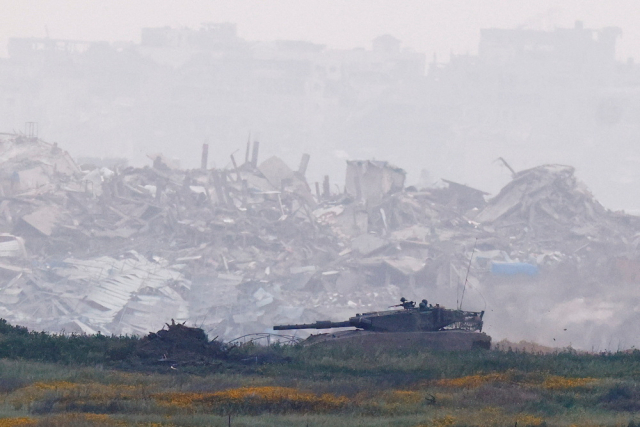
[0,134,639,349]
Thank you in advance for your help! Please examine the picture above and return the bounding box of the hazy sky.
[2,0,640,62]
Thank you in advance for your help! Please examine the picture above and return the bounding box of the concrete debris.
[0,234,26,258]
[20,207,62,236]
[1,134,640,349]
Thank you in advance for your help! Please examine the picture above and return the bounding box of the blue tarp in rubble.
[491,262,539,276]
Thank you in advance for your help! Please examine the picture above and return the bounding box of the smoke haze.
[2,1,640,351]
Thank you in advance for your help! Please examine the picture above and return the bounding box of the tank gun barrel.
[273,320,351,330]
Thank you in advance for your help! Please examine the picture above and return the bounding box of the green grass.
[0,320,138,366]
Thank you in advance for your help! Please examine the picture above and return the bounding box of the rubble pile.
[135,320,226,367]
[474,165,640,266]
[0,134,639,347]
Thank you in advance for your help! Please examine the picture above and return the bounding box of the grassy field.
[1,321,640,426]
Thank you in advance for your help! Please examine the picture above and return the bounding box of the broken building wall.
[345,160,405,205]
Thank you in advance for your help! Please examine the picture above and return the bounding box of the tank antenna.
[459,238,477,310]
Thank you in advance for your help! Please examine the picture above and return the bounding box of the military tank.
[273,298,484,333]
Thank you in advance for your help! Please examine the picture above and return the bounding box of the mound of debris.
[135,320,226,367]
[475,164,637,247]
[1,133,640,350]
[471,164,640,273]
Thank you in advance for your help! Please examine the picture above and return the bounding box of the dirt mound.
[302,330,491,351]
[135,320,227,367]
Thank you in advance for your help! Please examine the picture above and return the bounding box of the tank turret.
[274,298,484,333]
